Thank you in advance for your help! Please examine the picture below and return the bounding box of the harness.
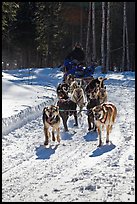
[73,94,83,104]
[58,98,71,104]
[99,109,108,124]
[47,116,59,126]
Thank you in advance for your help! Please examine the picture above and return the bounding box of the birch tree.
[101,2,105,73]
[85,2,91,65]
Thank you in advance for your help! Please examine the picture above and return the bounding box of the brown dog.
[97,86,108,104]
[43,105,61,145]
[92,102,117,146]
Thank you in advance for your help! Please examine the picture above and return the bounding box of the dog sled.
[61,60,95,85]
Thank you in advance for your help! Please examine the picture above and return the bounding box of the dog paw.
[106,140,112,145]
[57,137,60,143]
[97,142,103,147]
[52,137,55,142]
[44,141,48,146]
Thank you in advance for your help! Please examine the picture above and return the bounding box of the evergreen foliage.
[2,2,135,71]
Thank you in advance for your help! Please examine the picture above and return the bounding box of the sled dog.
[71,86,86,115]
[43,105,61,145]
[92,102,117,146]
[57,88,78,132]
[69,80,79,94]
[86,87,100,131]
[85,77,107,100]
[97,86,108,104]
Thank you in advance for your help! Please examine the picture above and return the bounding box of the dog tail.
[106,103,117,123]
[98,77,108,88]
[112,106,117,123]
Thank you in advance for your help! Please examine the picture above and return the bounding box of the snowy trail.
[2,81,135,202]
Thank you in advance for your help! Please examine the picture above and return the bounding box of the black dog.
[86,90,100,131]
[57,89,78,131]
[87,99,100,131]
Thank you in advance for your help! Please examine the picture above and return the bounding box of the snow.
[2,67,135,202]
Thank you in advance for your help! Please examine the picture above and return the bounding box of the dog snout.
[49,113,53,117]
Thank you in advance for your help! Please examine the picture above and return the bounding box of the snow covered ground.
[2,67,135,202]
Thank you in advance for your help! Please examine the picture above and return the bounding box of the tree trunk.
[85,2,91,65]
[106,2,110,73]
[122,2,126,71]
[92,2,96,62]
[101,2,105,73]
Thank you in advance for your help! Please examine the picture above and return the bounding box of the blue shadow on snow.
[89,143,116,157]
[83,131,98,142]
[35,144,58,160]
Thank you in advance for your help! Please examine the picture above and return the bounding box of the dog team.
[43,74,117,147]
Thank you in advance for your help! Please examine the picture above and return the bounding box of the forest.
[2,2,135,72]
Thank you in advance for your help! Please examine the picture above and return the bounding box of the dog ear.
[43,107,47,113]
[56,106,59,111]
[45,106,49,110]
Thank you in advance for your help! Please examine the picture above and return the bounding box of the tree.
[35,2,64,67]
[2,2,19,37]
[121,2,130,71]
[2,2,134,70]
[122,2,126,71]
[106,2,110,73]
[11,2,37,68]
[85,2,91,65]
[125,3,130,71]
[101,2,105,73]
[2,2,19,69]
[92,2,96,62]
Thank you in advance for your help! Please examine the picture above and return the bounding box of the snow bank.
[2,67,63,136]
[2,98,54,136]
